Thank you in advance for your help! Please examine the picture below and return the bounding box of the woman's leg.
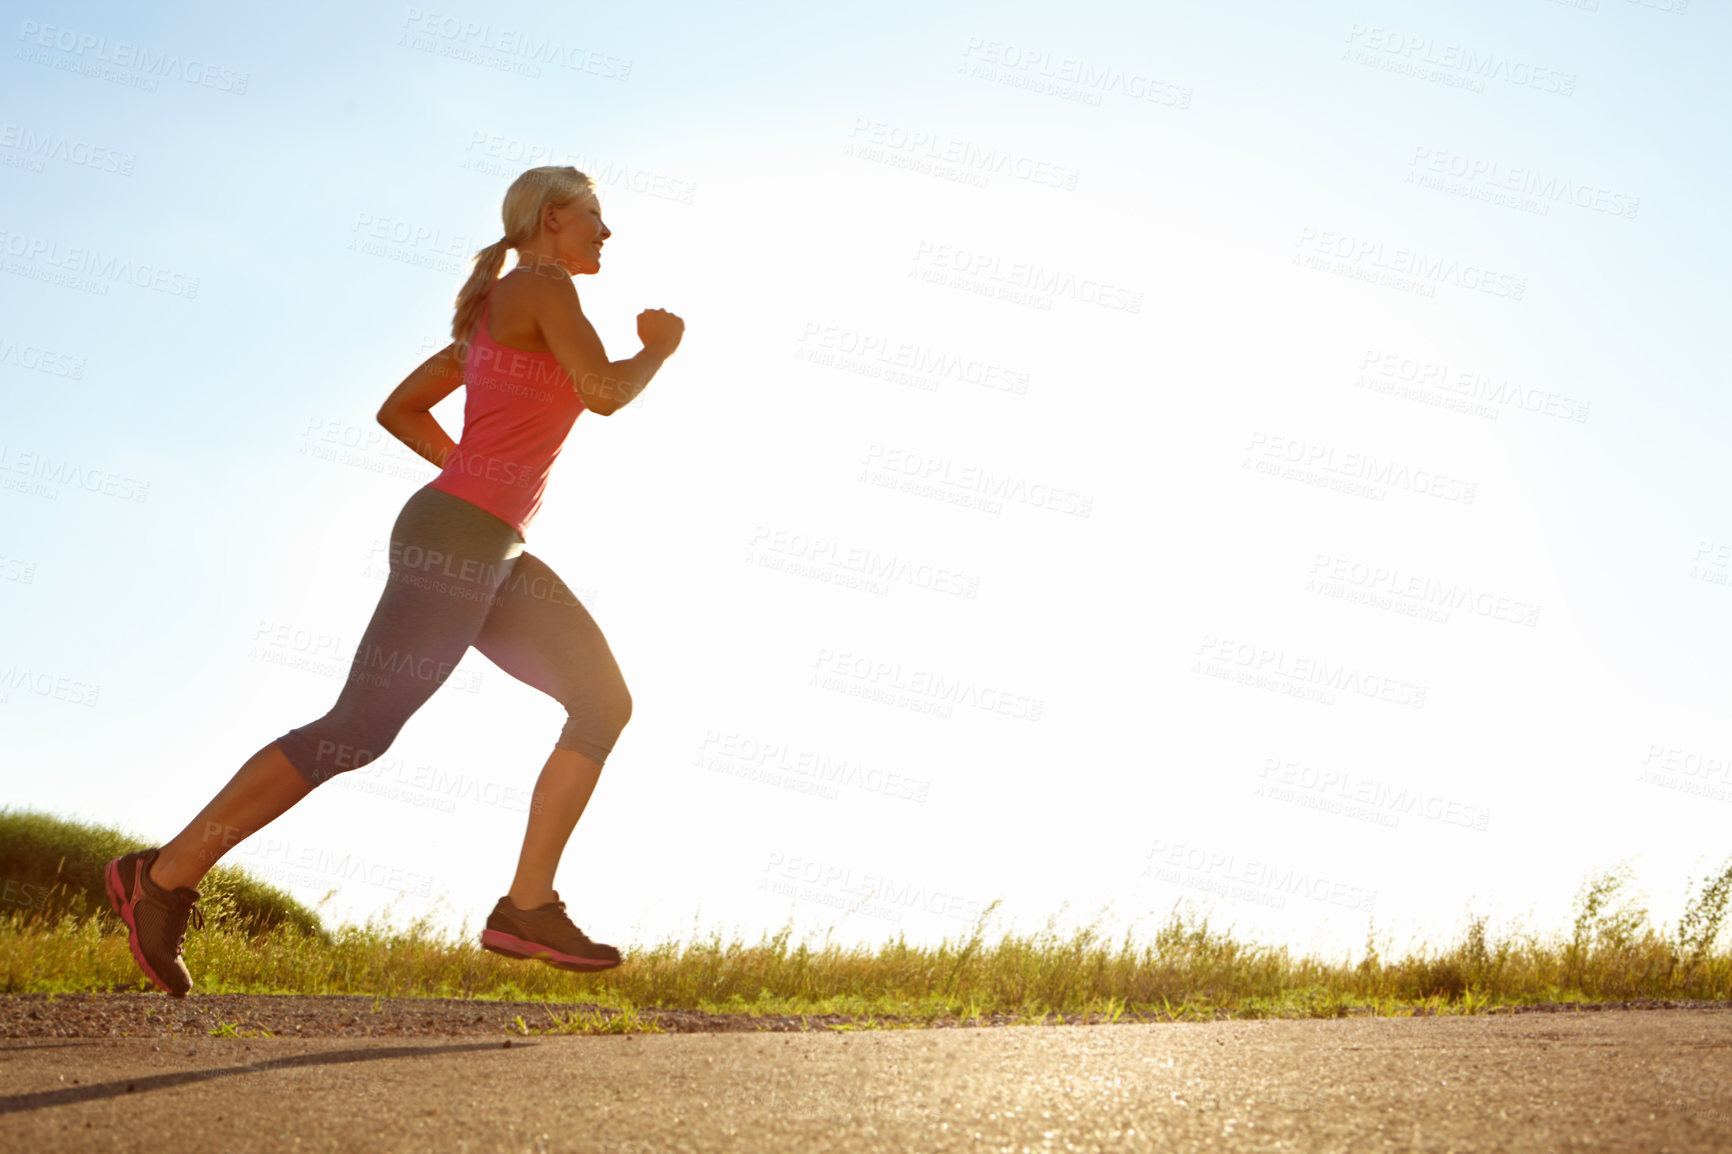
[151,486,524,892]
[505,748,605,909]
[149,743,312,891]
[469,551,633,909]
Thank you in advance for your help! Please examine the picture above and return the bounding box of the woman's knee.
[556,672,632,751]
[277,712,409,788]
[594,673,632,737]
[613,677,633,731]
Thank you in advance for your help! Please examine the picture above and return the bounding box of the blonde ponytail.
[450,165,595,365]
[451,237,513,364]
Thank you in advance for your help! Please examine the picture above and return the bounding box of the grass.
[0,806,326,941]
[512,1004,665,1035]
[5,806,1732,1023]
[208,1019,275,1038]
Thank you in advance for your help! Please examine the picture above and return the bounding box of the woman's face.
[546,191,610,275]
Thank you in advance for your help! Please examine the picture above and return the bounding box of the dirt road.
[4,1005,1729,1152]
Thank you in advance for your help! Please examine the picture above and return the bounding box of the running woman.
[104,166,684,997]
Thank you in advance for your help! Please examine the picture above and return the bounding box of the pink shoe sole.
[481,928,619,971]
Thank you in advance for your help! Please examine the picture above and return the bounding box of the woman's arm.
[529,275,671,416]
[377,343,464,469]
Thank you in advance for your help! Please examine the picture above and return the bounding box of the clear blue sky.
[3,0,1728,957]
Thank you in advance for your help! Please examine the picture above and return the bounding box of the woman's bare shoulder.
[495,268,581,310]
[485,272,570,351]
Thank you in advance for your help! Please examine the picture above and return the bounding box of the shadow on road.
[0,1039,537,1114]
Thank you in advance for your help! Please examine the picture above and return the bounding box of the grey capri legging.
[275,484,632,789]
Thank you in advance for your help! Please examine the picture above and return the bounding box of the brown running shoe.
[104,847,204,997]
[481,892,621,972]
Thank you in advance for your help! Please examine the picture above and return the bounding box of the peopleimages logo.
[1259,757,1491,831]
[1356,348,1590,424]
[0,227,199,298]
[809,646,1044,722]
[698,729,932,804]
[1294,227,1524,300]
[232,838,437,898]
[0,334,84,379]
[1243,430,1477,505]
[761,852,989,923]
[1408,146,1639,219]
[15,20,250,93]
[0,664,100,707]
[797,321,1030,395]
[845,118,1081,190]
[1307,552,1541,627]
[461,133,695,204]
[911,240,1142,313]
[748,524,981,599]
[0,443,149,501]
[861,443,1094,517]
[1193,632,1427,709]
[0,123,135,175]
[1342,24,1575,96]
[398,7,631,80]
[1141,838,1377,914]
[958,36,1194,109]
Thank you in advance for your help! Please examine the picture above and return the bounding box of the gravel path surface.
[2,993,854,1038]
[1,993,1152,1037]
[8,992,1732,1039]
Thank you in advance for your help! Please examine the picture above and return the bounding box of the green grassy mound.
[0,806,329,944]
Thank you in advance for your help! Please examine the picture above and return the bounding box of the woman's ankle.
[507,889,556,911]
[148,848,199,893]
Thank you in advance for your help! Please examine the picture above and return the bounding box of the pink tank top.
[427,287,586,538]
